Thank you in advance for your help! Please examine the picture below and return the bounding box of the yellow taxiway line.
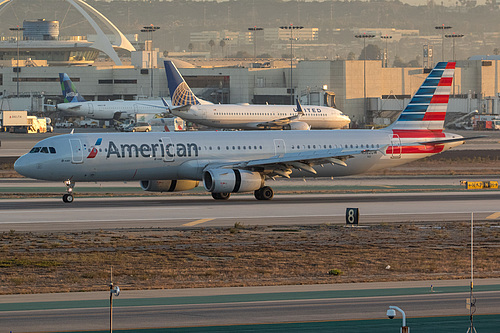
[182,218,215,226]
[486,212,500,220]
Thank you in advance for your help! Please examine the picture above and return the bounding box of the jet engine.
[285,121,311,130]
[140,180,199,192]
[203,169,264,193]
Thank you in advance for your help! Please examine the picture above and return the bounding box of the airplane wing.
[255,114,301,128]
[256,98,305,128]
[203,147,378,178]
[57,104,81,110]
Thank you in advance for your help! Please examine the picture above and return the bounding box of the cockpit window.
[49,147,56,154]
[40,147,49,153]
[30,147,41,153]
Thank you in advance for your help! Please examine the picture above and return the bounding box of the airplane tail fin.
[390,62,455,132]
[164,60,201,106]
[59,73,86,103]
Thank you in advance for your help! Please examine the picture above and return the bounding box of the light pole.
[445,33,464,62]
[141,24,160,98]
[9,25,24,97]
[381,35,392,68]
[355,33,375,120]
[387,306,409,333]
[109,267,120,333]
[280,24,303,105]
[248,26,263,59]
[435,24,451,62]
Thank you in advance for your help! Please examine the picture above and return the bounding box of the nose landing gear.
[63,180,75,203]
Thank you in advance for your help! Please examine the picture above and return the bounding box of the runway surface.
[0,191,500,231]
[1,279,499,332]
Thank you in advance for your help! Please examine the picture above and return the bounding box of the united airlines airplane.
[16,62,470,203]
[56,73,169,120]
[164,60,351,130]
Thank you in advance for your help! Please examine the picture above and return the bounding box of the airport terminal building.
[0,0,499,126]
[1,58,499,126]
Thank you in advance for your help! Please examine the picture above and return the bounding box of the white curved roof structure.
[0,0,135,66]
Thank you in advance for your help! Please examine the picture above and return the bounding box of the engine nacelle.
[285,121,311,130]
[140,180,199,192]
[203,169,264,193]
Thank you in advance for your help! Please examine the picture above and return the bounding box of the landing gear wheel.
[254,186,274,200]
[212,192,231,200]
[63,180,76,204]
[62,193,74,203]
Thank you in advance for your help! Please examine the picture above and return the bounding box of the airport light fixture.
[386,306,409,333]
[141,24,160,98]
[248,26,263,59]
[445,33,464,62]
[435,25,452,62]
[280,24,303,105]
[381,35,392,68]
[9,25,24,97]
[355,33,375,116]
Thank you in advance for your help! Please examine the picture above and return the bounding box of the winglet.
[161,97,172,113]
[296,99,305,116]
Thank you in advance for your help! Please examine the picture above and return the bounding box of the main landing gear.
[254,186,274,200]
[211,186,274,201]
[63,180,75,203]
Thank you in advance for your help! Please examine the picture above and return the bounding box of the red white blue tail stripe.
[391,62,455,131]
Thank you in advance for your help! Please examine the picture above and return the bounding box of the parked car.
[124,122,151,132]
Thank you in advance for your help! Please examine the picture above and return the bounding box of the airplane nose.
[14,155,36,178]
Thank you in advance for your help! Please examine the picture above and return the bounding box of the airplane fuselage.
[15,129,463,183]
[57,100,167,120]
[172,104,350,130]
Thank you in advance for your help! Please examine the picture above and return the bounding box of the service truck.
[0,111,50,133]
[473,114,500,130]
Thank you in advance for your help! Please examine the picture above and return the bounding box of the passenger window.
[49,147,56,154]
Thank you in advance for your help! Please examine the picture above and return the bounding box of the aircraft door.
[69,139,84,164]
[274,139,286,158]
[88,104,94,115]
[390,134,401,159]
[161,137,175,162]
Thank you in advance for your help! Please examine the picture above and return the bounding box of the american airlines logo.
[106,140,199,159]
[87,138,102,159]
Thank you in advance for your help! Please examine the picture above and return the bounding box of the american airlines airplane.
[164,60,351,130]
[15,62,470,203]
[55,73,169,120]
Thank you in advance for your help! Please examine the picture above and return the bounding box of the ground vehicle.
[55,121,74,128]
[473,114,500,130]
[124,122,151,132]
[0,111,50,133]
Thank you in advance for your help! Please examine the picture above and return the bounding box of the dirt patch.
[1,222,499,294]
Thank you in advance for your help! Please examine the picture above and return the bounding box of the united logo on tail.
[164,61,201,106]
